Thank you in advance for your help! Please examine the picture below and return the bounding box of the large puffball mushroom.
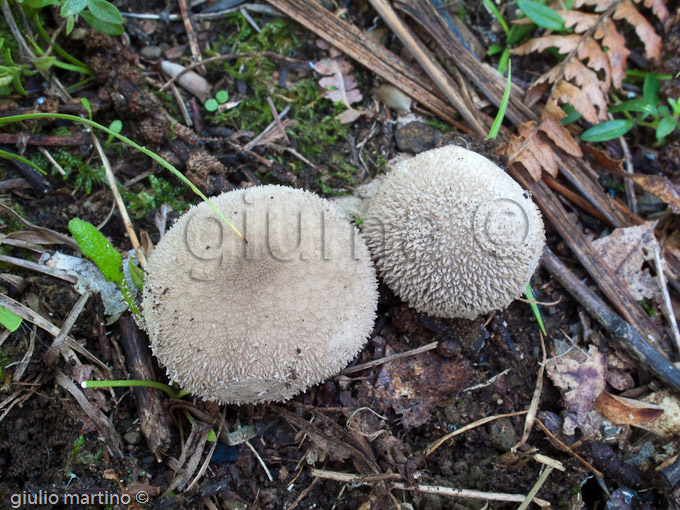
[362,145,545,320]
[142,185,377,404]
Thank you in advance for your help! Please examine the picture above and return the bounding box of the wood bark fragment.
[367,0,487,136]
[263,0,462,128]
[119,316,171,461]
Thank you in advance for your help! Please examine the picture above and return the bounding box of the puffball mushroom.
[362,145,545,320]
[142,185,377,404]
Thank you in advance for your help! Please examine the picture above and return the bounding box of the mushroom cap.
[362,145,545,319]
[142,185,377,404]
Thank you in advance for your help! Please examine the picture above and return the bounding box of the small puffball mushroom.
[362,145,545,320]
[142,185,377,404]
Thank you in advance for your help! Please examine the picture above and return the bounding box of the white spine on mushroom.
[362,145,545,320]
[142,185,378,404]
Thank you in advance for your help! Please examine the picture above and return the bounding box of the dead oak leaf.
[507,115,582,180]
[313,57,364,124]
[591,221,659,300]
[374,353,470,428]
[546,345,607,437]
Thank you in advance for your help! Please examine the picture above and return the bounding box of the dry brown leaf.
[537,114,583,157]
[594,390,664,426]
[594,18,629,89]
[313,57,364,124]
[374,353,470,428]
[628,174,680,214]
[636,0,670,22]
[591,221,659,300]
[583,145,624,170]
[507,121,558,180]
[614,1,662,60]
[545,345,607,437]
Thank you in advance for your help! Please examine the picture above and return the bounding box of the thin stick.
[43,290,91,366]
[160,53,305,91]
[653,241,680,353]
[247,440,273,482]
[266,97,290,145]
[286,477,320,510]
[0,254,77,284]
[619,134,637,215]
[170,82,193,127]
[426,410,528,456]
[338,341,438,376]
[367,0,486,136]
[37,147,66,175]
[178,0,205,74]
[517,465,554,510]
[244,105,291,150]
[535,418,603,479]
[512,333,546,452]
[13,327,36,382]
[541,247,680,393]
[310,469,406,484]
[89,128,147,269]
[389,481,549,507]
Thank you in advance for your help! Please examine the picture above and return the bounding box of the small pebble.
[395,121,441,154]
[123,431,141,445]
[375,84,411,115]
[140,46,162,59]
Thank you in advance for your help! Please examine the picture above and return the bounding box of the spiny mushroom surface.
[362,145,545,320]
[142,185,377,404]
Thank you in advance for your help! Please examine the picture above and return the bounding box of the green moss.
[207,14,352,175]
[30,147,105,193]
[122,175,189,219]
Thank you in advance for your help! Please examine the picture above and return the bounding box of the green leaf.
[560,103,582,125]
[507,24,534,45]
[609,98,657,116]
[643,74,660,107]
[109,119,122,134]
[656,116,677,141]
[68,218,124,283]
[60,0,88,17]
[86,0,124,24]
[0,306,22,332]
[204,98,219,112]
[669,98,680,116]
[488,44,504,56]
[216,90,229,104]
[517,0,565,31]
[81,97,92,119]
[24,0,60,8]
[580,119,634,142]
[80,11,124,36]
[33,55,56,71]
[66,15,75,36]
[488,60,511,140]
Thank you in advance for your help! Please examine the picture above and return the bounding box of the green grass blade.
[525,283,546,335]
[482,0,509,35]
[0,113,244,240]
[488,60,512,140]
[0,148,47,174]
